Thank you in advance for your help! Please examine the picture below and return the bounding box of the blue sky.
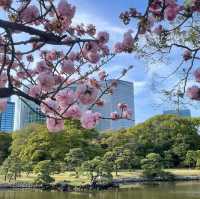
[2,0,198,124]
[69,0,200,123]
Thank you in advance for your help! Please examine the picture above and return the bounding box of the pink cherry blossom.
[16,70,27,79]
[28,85,41,98]
[62,104,81,119]
[61,60,76,74]
[76,83,98,105]
[122,109,132,119]
[83,42,98,54]
[36,61,50,73]
[54,75,64,85]
[97,31,109,45]
[87,52,100,64]
[101,45,110,56]
[114,42,123,53]
[122,30,134,50]
[26,55,34,62]
[57,0,75,19]
[183,50,192,61]
[86,24,96,36]
[46,51,57,61]
[41,98,59,115]
[110,111,120,120]
[68,52,78,61]
[0,98,7,112]
[37,72,55,91]
[81,110,101,129]
[0,73,7,87]
[187,86,200,100]
[46,118,64,133]
[98,70,107,81]
[117,103,128,110]
[0,0,12,9]
[164,4,180,21]
[194,68,200,82]
[56,89,75,108]
[95,99,105,107]
[20,5,39,23]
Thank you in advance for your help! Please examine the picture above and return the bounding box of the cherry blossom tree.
[0,0,134,132]
[119,0,200,102]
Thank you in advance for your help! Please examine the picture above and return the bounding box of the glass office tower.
[0,98,15,132]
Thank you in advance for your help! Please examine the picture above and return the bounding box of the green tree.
[184,150,197,168]
[141,153,163,179]
[1,156,22,182]
[127,115,200,167]
[33,160,55,184]
[104,147,132,176]
[0,132,12,164]
[10,121,100,167]
[81,157,112,185]
[64,148,86,177]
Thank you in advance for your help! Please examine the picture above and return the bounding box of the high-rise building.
[163,109,191,117]
[0,98,15,132]
[15,80,135,131]
[94,80,135,131]
[14,98,45,130]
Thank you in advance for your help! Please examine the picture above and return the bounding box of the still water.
[0,182,200,199]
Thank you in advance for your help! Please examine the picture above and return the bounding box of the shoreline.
[0,175,200,192]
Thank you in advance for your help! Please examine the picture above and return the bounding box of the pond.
[0,181,200,199]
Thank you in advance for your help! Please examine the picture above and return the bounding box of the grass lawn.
[1,169,200,185]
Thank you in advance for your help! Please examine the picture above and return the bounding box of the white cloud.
[134,81,147,95]
[73,12,125,35]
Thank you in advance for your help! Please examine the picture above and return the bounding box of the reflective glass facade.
[0,101,15,132]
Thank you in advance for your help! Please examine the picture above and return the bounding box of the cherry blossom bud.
[97,31,109,45]
[194,68,200,82]
[110,111,120,120]
[98,70,107,81]
[183,50,192,61]
[187,86,200,100]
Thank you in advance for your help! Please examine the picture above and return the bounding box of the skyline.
[0,0,199,125]
[67,0,200,123]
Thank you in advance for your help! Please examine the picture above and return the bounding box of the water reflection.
[0,182,200,199]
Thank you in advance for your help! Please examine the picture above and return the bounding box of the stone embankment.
[0,175,200,191]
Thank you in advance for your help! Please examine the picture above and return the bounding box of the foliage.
[184,150,197,168]
[1,155,22,182]
[103,147,132,176]
[10,121,100,165]
[81,157,113,185]
[64,148,86,176]
[127,115,200,167]
[0,132,12,165]
[34,173,55,185]
[141,153,163,179]
[33,160,55,184]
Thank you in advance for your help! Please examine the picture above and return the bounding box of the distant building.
[163,109,191,117]
[14,98,45,130]
[0,98,15,132]
[94,80,135,131]
[15,80,135,131]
